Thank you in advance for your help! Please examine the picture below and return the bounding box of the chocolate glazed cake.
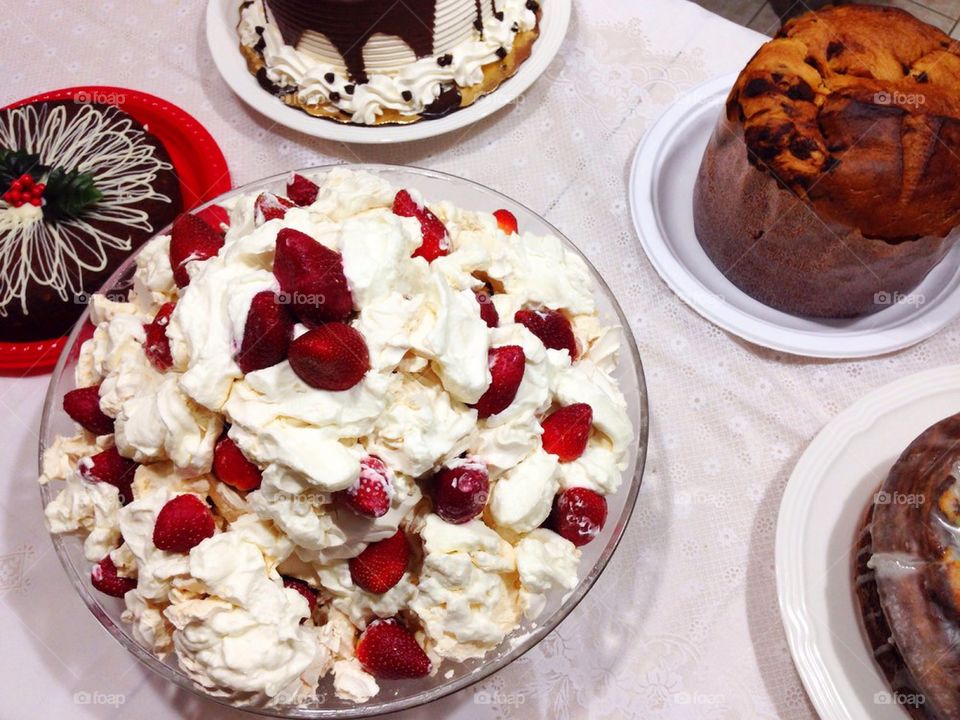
[0,100,181,342]
[854,413,960,719]
[694,6,960,318]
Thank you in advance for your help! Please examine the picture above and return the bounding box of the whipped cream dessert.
[237,0,542,125]
[40,168,634,707]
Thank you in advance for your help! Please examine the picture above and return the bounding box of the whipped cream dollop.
[41,168,634,707]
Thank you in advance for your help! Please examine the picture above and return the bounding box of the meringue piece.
[339,210,423,306]
[130,233,176,314]
[333,658,379,703]
[39,432,107,484]
[488,448,559,535]
[122,589,174,656]
[515,529,580,619]
[556,441,624,496]
[44,472,122,562]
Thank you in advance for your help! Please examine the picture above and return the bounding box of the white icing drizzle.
[0,103,175,316]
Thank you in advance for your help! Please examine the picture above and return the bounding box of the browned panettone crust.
[694,5,960,318]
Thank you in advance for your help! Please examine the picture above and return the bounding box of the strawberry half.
[143,302,176,372]
[541,403,593,462]
[236,290,294,374]
[169,212,224,288]
[493,208,518,234]
[79,446,138,505]
[549,487,607,547]
[288,322,370,391]
[287,174,319,206]
[431,458,489,524]
[392,189,451,262]
[254,192,295,223]
[336,456,393,518]
[474,288,499,328]
[91,555,136,598]
[195,205,229,234]
[273,228,353,325]
[282,576,319,618]
[349,530,409,594]
[63,385,114,436]
[357,618,431,679]
[152,494,215,553]
[515,308,578,359]
[472,345,525,419]
[213,434,262,492]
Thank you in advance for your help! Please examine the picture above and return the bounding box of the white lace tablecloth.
[3,1,959,718]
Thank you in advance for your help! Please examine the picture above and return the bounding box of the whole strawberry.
[91,555,136,598]
[169,212,224,287]
[143,302,176,372]
[63,384,114,436]
[336,456,393,518]
[356,618,431,679]
[431,458,489,524]
[473,345,525,419]
[515,308,578,359]
[549,487,607,547]
[288,322,370,391]
[349,530,409,594]
[541,403,593,462]
[235,290,294,374]
[273,228,353,325]
[287,174,319,206]
[79,446,138,505]
[152,494,215,553]
[213,434,262,492]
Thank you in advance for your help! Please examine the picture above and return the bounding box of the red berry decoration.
[288,322,370,391]
[392,189,451,262]
[541,403,593,462]
[515,308,578,359]
[79,446,138,505]
[474,288,499,328]
[91,555,136,598]
[152,494,215,553]
[349,530,409,594]
[549,487,607,547]
[236,291,294,374]
[254,192,295,223]
[169,212,224,287]
[282,576,319,618]
[356,618,432,679]
[336,456,393,518]
[473,345,525,419]
[143,302,176,372]
[213,434,262,492]
[273,228,354,325]
[431,458,489,524]
[287,174,319,206]
[63,384,114,436]
[493,208,518,234]
[3,173,42,208]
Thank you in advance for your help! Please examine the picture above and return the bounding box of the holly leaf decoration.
[42,166,103,221]
[0,145,101,221]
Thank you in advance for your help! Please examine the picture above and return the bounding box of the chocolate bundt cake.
[0,100,181,342]
[854,412,960,719]
[694,5,960,318]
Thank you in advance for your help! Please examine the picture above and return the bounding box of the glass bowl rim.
[38,162,650,718]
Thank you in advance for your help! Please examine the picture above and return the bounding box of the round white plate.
[205,0,570,144]
[776,365,960,719]
[628,73,960,358]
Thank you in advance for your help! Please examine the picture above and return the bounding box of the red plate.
[0,86,231,375]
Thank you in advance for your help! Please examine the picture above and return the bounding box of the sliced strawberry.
[541,403,593,462]
[356,618,431,679]
[143,302,176,372]
[392,189,450,262]
[169,212,224,288]
[287,173,319,206]
[152,494,215,553]
[213,434,262,491]
[549,487,607,547]
[91,555,136,598]
[349,530,409,594]
[195,204,230,234]
[472,345,525,419]
[63,385,114,436]
[236,290,294,374]
[474,288,499,328]
[282,576,319,618]
[273,228,353,325]
[515,308,578,359]
[254,192,295,223]
[431,457,489,524]
[288,322,369,391]
[493,208,518,234]
[336,456,393,518]
[79,446,138,505]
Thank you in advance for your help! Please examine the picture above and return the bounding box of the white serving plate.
[776,364,960,719]
[628,73,960,358]
[205,0,571,144]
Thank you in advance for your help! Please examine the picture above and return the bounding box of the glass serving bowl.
[38,164,649,717]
